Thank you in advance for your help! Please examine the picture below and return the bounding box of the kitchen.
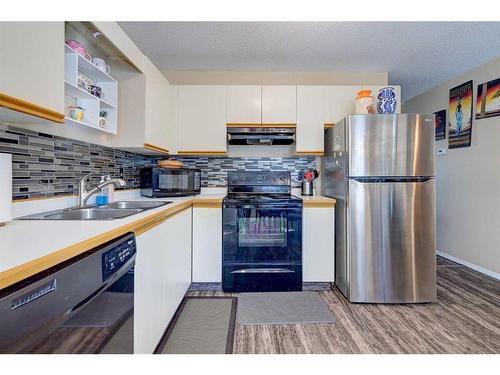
[1,6,499,374]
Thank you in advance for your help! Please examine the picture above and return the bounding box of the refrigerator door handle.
[351,177,433,183]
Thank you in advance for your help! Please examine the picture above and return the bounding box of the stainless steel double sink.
[18,201,171,221]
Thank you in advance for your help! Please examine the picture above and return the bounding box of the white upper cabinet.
[324,86,361,125]
[296,86,328,154]
[144,57,175,152]
[226,86,261,125]
[91,22,145,73]
[109,56,173,154]
[261,86,297,124]
[0,22,65,123]
[177,85,227,154]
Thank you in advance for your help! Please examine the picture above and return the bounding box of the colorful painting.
[475,78,500,119]
[434,109,446,141]
[448,81,473,149]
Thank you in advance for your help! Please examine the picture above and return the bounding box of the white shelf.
[64,42,118,135]
[64,116,97,129]
[65,44,117,83]
[65,80,96,100]
[100,98,115,109]
[65,116,116,135]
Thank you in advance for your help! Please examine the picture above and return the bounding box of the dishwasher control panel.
[101,236,136,281]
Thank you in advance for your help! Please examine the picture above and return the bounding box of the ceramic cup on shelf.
[92,57,111,75]
[90,85,103,98]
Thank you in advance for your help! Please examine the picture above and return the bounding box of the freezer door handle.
[351,177,433,183]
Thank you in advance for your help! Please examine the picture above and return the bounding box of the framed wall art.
[476,78,500,119]
[448,80,473,149]
[434,109,446,141]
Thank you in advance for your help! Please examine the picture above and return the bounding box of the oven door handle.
[230,268,295,274]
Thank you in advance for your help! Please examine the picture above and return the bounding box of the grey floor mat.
[237,291,336,325]
[159,297,236,354]
[63,292,134,328]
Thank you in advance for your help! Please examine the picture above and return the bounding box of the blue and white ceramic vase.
[377,87,397,114]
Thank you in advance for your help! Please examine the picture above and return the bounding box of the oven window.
[158,173,189,190]
[238,211,287,247]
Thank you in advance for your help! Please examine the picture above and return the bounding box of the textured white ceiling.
[119,22,500,101]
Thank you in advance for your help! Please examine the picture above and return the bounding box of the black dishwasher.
[0,233,136,354]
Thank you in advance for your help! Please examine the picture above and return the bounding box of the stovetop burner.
[224,171,302,206]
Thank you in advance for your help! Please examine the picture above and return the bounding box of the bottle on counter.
[102,175,115,203]
[95,176,109,206]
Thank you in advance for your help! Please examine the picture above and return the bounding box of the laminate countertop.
[0,193,334,290]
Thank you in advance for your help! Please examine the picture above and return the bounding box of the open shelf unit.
[64,43,118,134]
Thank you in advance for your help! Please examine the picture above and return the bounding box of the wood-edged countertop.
[300,195,336,208]
[0,193,335,290]
[0,194,224,290]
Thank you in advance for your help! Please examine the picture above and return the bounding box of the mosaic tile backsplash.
[0,124,316,200]
[0,124,156,200]
[170,155,316,188]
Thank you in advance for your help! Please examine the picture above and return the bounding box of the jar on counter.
[355,90,375,114]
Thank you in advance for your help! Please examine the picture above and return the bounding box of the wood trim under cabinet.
[143,143,170,154]
[177,150,227,156]
[226,123,262,128]
[0,92,65,123]
[296,151,324,156]
[324,123,334,128]
[226,123,297,128]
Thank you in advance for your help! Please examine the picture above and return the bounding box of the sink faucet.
[78,174,127,207]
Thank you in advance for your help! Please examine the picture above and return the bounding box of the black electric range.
[222,171,303,293]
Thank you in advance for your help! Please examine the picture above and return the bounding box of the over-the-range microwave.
[140,167,201,197]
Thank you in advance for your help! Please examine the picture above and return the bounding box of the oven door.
[223,204,302,263]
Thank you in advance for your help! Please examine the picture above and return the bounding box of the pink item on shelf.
[65,40,91,60]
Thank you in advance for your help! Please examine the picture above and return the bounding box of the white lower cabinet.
[192,206,222,282]
[302,207,335,282]
[134,207,192,353]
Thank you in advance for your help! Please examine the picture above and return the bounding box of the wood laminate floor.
[188,257,500,354]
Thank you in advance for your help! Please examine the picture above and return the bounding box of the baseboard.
[437,250,500,281]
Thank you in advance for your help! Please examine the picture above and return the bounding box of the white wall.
[403,56,500,276]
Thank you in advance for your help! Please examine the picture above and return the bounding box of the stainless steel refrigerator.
[322,114,436,303]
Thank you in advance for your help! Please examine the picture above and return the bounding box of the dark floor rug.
[157,297,237,354]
